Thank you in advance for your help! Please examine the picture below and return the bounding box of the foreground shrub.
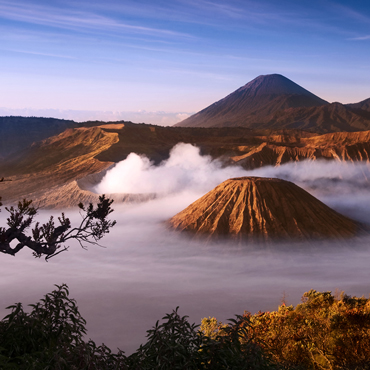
[128,308,273,370]
[2,285,370,369]
[0,284,127,369]
[201,290,370,370]
[0,286,273,370]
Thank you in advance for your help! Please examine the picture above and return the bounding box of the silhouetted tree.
[0,195,116,260]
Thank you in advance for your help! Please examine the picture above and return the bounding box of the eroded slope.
[168,177,363,241]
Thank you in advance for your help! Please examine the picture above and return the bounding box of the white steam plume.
[95,143,244,195]
[95,142,370,200]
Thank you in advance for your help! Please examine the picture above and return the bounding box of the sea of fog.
[1,143,370,354]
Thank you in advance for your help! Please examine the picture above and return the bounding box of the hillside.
[263,102,370,132]
[0,116,78,158]
[1,122,370,207]
[0,125,120,204]
[230,130,370,169]
[347,97,370,112]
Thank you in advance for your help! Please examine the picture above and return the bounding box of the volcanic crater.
[168,177,366,242]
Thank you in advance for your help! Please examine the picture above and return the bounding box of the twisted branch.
[0,195,116,260]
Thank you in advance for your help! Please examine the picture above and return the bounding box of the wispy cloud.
[77,0,248,26]
[1,0,355,44]
[0,1,193,39]
[83,0,301,30]
[330,2,370,24]
[3,48,77,59]
[176,0,363,37]
[348,35,370,41]
[180,0,247,19]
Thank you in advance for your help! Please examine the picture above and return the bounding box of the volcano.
[168,177,364,241]
[175,74,370,133]
[175,74,328,129]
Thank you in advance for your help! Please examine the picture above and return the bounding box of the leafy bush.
[127,307,202,369]
[128,308,274,370]
[0,287,274,370]
[0,284,127,369]
[2,286,370,369]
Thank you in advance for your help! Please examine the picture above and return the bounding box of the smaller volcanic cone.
[168,177,363,241]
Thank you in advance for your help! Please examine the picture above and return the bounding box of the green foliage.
[128,308,274,370]
[0,284,127,369]
[0,288,274,370]
[128,307,203,369]
[2,286,370,369]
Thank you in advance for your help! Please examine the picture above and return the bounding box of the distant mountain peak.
[175,74,328,129]
[237,74,319,97]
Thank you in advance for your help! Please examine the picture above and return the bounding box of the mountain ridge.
[175,74,370,132]
[0,116,78,159]
[2,123,370,206]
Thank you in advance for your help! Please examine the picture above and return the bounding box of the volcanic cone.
[168,177,363,241]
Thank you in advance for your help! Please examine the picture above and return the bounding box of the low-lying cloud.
[96,143,370,207]
[1,144,370,355]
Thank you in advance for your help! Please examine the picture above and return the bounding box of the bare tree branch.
[0,195,116,260]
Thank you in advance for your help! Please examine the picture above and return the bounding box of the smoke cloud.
[1,144,370,354]
[95,143,245,195]
[96,143,370,212]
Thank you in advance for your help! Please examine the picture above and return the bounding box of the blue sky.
[1,0,370,124]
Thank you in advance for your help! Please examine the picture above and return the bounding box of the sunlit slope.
[0,125,119,202]
[2,124,370,178]
[168,177,364,241]
[94,124,370,169]
[231,130,370,169]
[97,124,370,169]
[1,122,370,205]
